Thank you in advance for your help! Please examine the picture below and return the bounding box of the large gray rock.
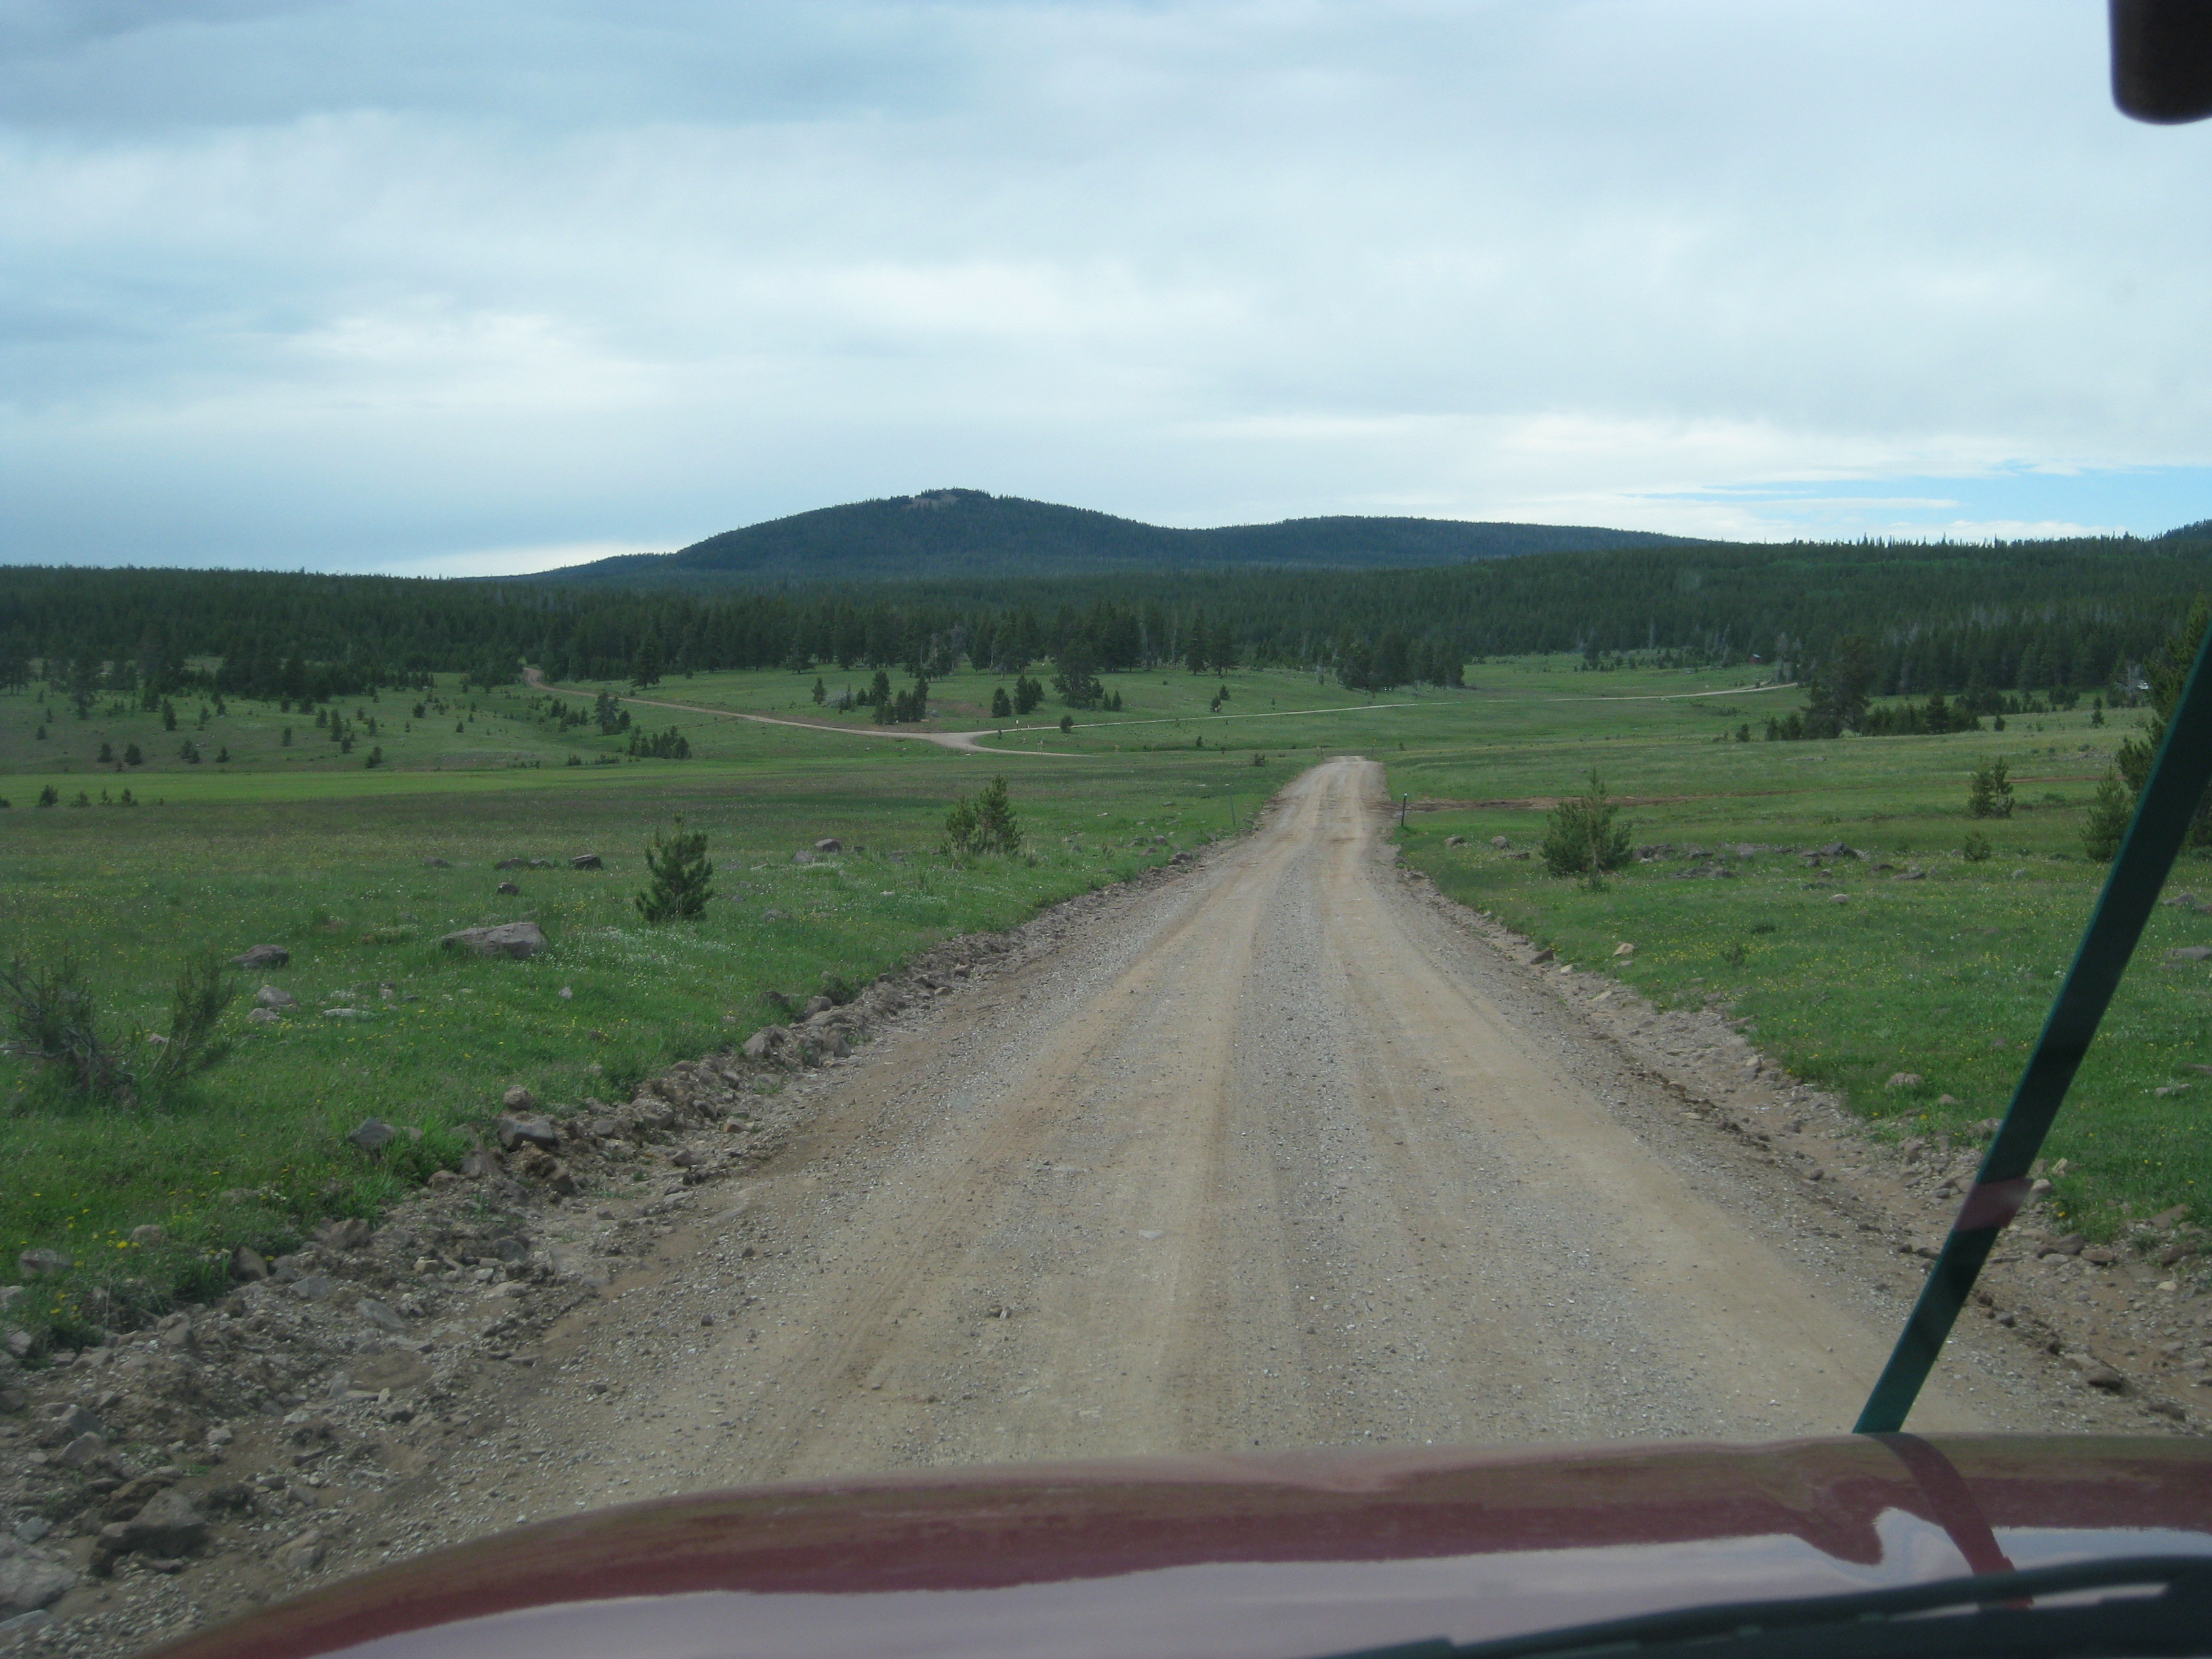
[440,920,546,960]
[95,1489,206,1567]
[230,944,290,968]
[346,1119,396,1153]
[314,1216,371,1251]
[35,1403,100,1446]
[15,1249,68,1279]
[569,853,603,869]
[495,1113,559,1151]
[255,985,298,1009]
[0,1538,75,1613]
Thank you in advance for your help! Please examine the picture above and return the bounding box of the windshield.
[3,8,2211,1659]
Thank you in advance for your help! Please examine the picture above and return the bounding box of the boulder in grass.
[569,853,603,869]
[231,944,289,969]
[346,1119,396,1154]
[255,985,298,1009]
[814,838,842,853]
[496,881,522,897]
[1885,1071,1925,1090]
[422,857,452,868]
[493,857,528,871]
[439,920,546,960]
[16,1249,68,1279]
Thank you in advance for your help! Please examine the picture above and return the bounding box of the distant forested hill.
[514,489,1706,588]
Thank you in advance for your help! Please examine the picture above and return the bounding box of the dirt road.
[21,760,2143,1657]
[414,758,2063,1539]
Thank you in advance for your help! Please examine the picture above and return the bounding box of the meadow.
[1,651,2204,1345]
[1377,658,2212,1242]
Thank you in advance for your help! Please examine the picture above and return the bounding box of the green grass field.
[1,653,2203,1346]
[1379,657,2211,1242]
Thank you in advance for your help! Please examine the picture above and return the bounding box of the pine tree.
[2114,595,2212,844]
[1966,757,2013,819]
[1540,771,1632,885]
[973,775,1019,851]
[635,818,714,922]
[1185,611,1210,675]
[947,776,1022,855]
[2083,772,2132,861]
[991,685,1012,718]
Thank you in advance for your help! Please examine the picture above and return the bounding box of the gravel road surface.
[448,758,2054,1532]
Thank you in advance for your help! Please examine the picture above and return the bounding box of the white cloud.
[1,0,2208,569]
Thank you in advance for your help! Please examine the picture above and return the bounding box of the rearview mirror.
[2111,0,2212,123]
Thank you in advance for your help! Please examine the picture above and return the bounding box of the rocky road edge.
[1390,855,2212,1436]
[0,852,1204,1656]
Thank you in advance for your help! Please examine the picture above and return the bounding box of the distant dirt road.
[439,759,2056,1534]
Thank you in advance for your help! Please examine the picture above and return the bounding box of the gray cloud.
[2,0,2207,572]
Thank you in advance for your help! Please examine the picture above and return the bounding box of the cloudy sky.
[3,0,2209,575]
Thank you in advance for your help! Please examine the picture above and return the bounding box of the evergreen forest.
[1,527,2210,705]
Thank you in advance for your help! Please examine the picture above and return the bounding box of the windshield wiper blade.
[1313,1553,2212,1659]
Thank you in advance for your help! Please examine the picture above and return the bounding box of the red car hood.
[151,1434,2212,1659]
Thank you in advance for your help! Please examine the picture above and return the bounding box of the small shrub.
[946,776,1022,856]
[142,949,238,1094]
[1540,770,1633,884]
[1962,830,1992,863]
[634,817,714,922]
[2083,771,2132,861]
[0,951,131,1102]
[1966,756,2014,819]
[1058,714,1073,734]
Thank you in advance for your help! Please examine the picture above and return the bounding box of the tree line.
[1,529,2208,702]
